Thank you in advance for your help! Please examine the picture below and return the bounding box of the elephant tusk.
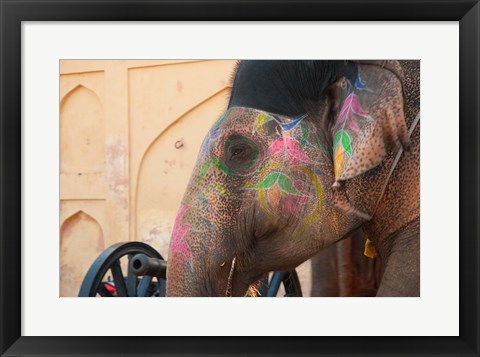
[225,257,236,297]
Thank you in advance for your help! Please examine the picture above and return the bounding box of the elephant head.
[166,60,419,296]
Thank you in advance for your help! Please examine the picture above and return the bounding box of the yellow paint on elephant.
[334,144,347,179]
[291,166,325,240]
[254,112,269,134]
[216,183,228,197]
[257,162,283,223]
[254,162,325,237]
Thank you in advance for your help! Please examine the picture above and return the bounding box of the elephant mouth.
[243,282,262,297]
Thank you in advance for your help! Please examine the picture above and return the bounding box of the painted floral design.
[245,170,310,218]
[333,75,372,179]
[268,137,314,164]
[254,112,307,134]
[333,130,352,178]
[246,171,301,195]
[337,93,370,131]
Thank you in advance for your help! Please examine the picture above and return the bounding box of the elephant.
[166,60,420,297]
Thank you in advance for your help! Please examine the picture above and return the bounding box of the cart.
[78,242,302,297]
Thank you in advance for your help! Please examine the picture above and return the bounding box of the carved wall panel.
[59,60,236,296]
[60,210,104,296]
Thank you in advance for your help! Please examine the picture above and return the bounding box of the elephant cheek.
[267,185,282,211]
[266,185,308,218]
[278,195,308,217]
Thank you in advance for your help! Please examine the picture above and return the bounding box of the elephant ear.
[332,61,409,186]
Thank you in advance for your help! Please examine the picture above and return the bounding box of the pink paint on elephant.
[279,194,309,217]
[170,204,191,259]
[337,93,370,124]
[267,137,314,164]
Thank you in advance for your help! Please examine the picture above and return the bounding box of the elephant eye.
[228,143,252,162]
[224,134,260,172]
[231,147,244,157]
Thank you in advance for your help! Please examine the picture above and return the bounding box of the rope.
[370,111,421,219]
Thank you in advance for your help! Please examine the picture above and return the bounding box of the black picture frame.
[1,1,478,356]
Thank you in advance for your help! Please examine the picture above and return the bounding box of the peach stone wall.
[60,60,236,296]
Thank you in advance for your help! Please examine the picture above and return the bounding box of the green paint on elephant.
[261,172,280,189]
[213,157,236,176]
[277,174,301,195]
[333,130,352,155]
[211,112,227,128]
[245,171,301,196]
[300,124,309,147]
[199,160,211,178]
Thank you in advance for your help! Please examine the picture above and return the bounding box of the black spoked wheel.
[78,242,166,297]
[258,270,303,297]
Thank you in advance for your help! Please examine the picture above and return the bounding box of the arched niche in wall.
[60,210,105,296]
[60,85,105,174]
[134,88,231,257]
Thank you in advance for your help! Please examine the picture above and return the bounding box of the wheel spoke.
[111,260,128,296]
[267,271,286,297]
[127,254,137,297]
[137,276,153,297]
[282,271,302,297]
[156,279,167,297]
[283,273,293,293]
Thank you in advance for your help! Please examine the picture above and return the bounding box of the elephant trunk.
[165,203,200,296]
[165,204,240,296]
[166,207,257,296]
[165,257,196,296]
[166,242,251,297]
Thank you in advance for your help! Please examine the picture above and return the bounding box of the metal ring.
[174,139,184,149]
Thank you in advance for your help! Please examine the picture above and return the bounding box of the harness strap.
[370,111,420,219]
